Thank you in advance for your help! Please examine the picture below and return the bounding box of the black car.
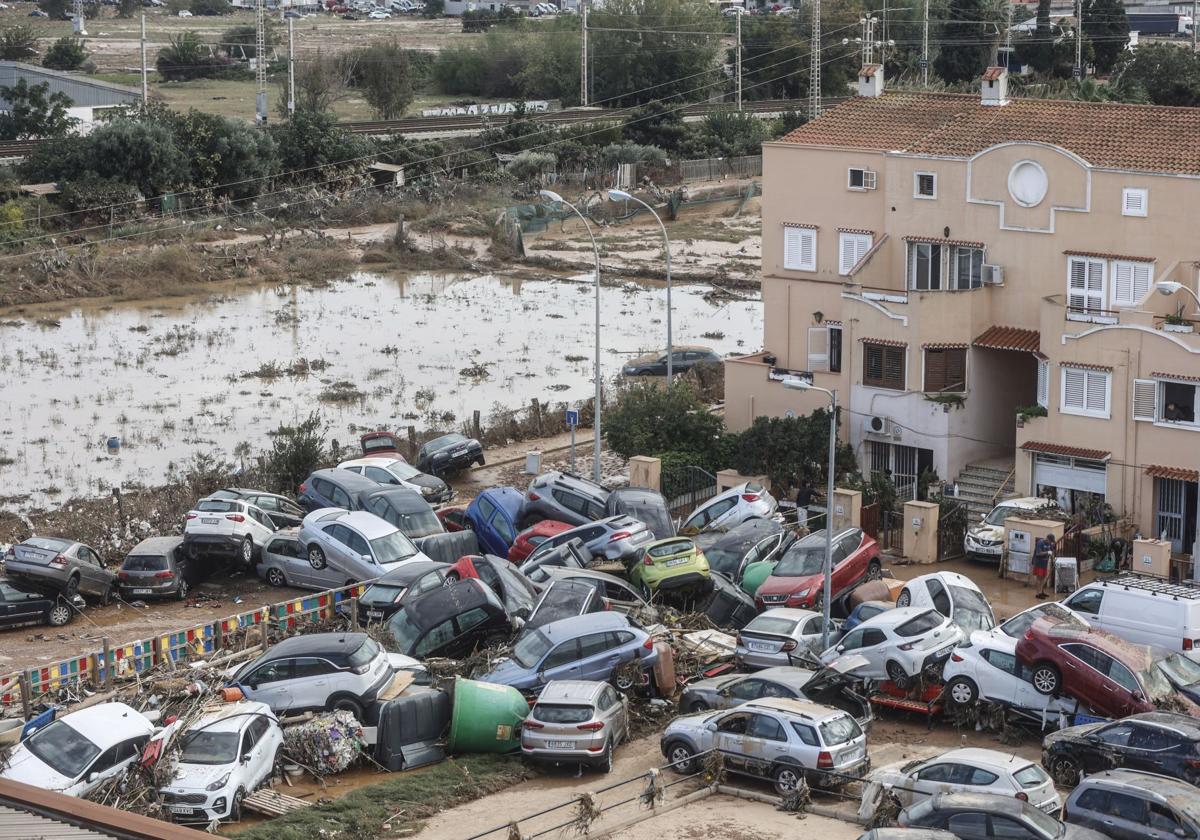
[696,571,759,630]
[0,579,79,628]
[356,560,449,626]
[693,519,791,581]
[900,793,1107,840]
[518,538,593,583]
[417,433,484,476]
[524,579,606,631]
[1042,712,1200,787]
[363,488,443,539]
[208,488,306,529]
[605,487,675,540]
[621,346,721,377]
[387,579,513,659]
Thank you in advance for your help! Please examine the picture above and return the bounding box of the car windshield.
[894,611,943,637]
[388,462,423,480]
[1140,658,1176,700]
[772,543,824,577]
[370,531,419,564]
[429,434,465,450]
[949,586,994,631]
[531,703,593,723]
[1023,803,1065,838]
[511,629,553,669]
[984,505,1027,526]
[818,715,861,746]
[1013,764,1051,788]
[24,720,101,779]
[197,500,238,513]
[703,548,744,577]
[388,610,423,653]
[359,584,405,606]
[746,615,800,636]
[348,637,381,670]
[1000,603,1085,638]
[1159,652,1200,687]
[179,730,240,765]
[122,554,168,571]
[648,540,692,558]
[391,509,441,538]
[619,498,672,537]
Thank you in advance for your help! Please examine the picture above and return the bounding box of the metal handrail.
[991,466,1017,506]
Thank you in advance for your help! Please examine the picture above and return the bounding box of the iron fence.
[662,465,718,517]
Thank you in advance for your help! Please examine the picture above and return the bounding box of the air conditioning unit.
[981,264,1004,285]
[863,415,890,437]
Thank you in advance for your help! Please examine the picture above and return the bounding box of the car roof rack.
[1100,573,1200,600]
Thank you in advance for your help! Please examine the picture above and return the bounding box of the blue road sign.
[565,409,580,427]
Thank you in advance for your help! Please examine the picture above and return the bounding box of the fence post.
[100,637,110,689]
[350,597,359,628]
[213,620,223,656]
[260,611,270,653]
[19,672,31,721]
[531,398,542,436]
[407,426,418,460]
[473,409,482,440]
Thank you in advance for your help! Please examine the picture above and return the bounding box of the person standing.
[1032,532,1055,599]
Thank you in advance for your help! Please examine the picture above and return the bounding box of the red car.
[437,506,470,532]
[507,520,573,564]
[754,527,881,610]
[360,431,407,460]
[1015,618,1170,719]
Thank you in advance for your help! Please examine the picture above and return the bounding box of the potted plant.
[1165,309,1195,334]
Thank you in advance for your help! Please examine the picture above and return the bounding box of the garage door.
[1032,453,1108,494]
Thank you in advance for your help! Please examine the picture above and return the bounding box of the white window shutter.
[1112,262,1133,306]
[1132,262,1152,303]
[807,327,829,372]
[855,235,871,266]
[1085,371,1109,414]
[1068,258,1105,313]
[800,229,815,270]
[784,227,815,271]
[1123,188,1147,217]
[1062,368,1086,411]
[1036,360,1049,408]
[1132,379,1157,421]
[863,170,877,190]
[839,234,856,275]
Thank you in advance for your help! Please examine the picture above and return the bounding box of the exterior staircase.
[950,461,1016,520]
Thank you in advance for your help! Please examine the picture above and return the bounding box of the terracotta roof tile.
[777,92,1200,175]
[1021,441,1111,460]
[1152,370,1200,382]
[973,325,1040,353]
[838,226,875,235]
[1060,361,1113,371]
[860,337,907,347]
[922,342,970,349]
[860,63,881,78]
[1064,250,1155,263]
[981,66,1006,82]
[906,235,986,248]
[1146,464,1200,482]
[784,221,818,229]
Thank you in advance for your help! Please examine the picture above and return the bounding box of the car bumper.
[833,755,871,779]
[920,643,959,673]
[4,563,69,588]
[964,537,1002,559]
[357,605,400,626]
[161,791,231,822]
[184,534,244,554]
[119,582,177,598]
[735,648,791,670]
[521,741,608,764]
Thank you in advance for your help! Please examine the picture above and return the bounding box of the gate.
[661,465,718,518]
[861,502,880,539]
[878,508,903,551]
[937,501,968,561]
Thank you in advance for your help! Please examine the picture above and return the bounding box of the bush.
[58,174,143,224]
[268,109,372,177]
[0,199,26,245]
[43,37,88,71]
[220,23,277,59]
[157,31,237,80]
[0,25,38,61]
[351,41,415,120]
[190,0,232,14]
[604,382,724,462]
[264,412,328,493]
[730,411,855,491]
[507,150,555,181]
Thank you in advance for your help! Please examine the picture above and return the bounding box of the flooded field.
[0,271,760,505]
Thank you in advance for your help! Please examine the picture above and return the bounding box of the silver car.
[297,508,430,584]
[520,680,629,773]
[523,515,654,564]
[3,536,115,602]
[257,528,343,591]
[737,607,842,669]
[521,471,610,527]
[680,482,779,534]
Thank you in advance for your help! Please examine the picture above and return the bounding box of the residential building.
[726,65,1200,560]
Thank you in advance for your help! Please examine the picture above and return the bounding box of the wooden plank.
[242,789,312,817]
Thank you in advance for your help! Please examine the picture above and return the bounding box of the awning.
[1021,441,1110,461]
[860,337,906,347]
[922,342,969,350]
[1065,249,1154,263]
[973,325,1040,353]
[1152,371,1200,383]
[1146,465,1200,482]
[1060,361,1113,372]
[904,235,986,249]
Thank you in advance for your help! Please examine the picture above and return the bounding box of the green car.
[739,558,778,597]
[628,537,711,600]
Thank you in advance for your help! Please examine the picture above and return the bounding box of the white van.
[963,497,1058,562]
[1061,575,1200,654]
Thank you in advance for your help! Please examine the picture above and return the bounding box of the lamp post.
[541,190,603,483]
[783,377,837,650]
[1156,280,1200,313]
[607,189,673,380]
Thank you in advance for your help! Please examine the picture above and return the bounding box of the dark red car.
[507,520,573,564]
[754,528,881,610]
[437,506,470,532]
[360,431,406,460]
[1015,618,1174,719]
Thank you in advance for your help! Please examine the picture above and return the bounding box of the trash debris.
[282,710,366,776]
[777,776,810,814]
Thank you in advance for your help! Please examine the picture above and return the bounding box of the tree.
[622,101,689,152]
[0,79,75,141]
[735,16,808,101]
[1021,0,1055,74]
[116,0,140,18]
[164,110,280,199]
[267,109,371,176]
[284,49,358,114]
[0,25,39,61]
[190,0,233,15]
[422,0,443,17]
[156,31,236,80]
[220,23,278,59]
[604,382,724,462]
[352,41,415,120]
[43,37,88,71]
[264,413,328,494]
[1082,0,1129,74]
[729,411,855,492]
[935,0,998,83]
[23,119,189,198]
[1116,42,1200,105]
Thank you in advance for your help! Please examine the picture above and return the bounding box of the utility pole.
[255,0,268,124]
[72,0,86,35]
[140,14,148,105]
[580,0,589,107]
[921,0,929,85]
[1193,0,1196,51]
[1003,1,1012,69]
[287,16,296,116]
[860,15,878,65]
[735,9,743,111]
[881,0,888,70]
[808,0,821,119]
[1073,0,1082,79]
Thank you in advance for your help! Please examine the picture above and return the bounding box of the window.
[577,633,611,659]
[716,712,750,734]
[1107,660,1139,694]
[747,714,786,741]
[291,658,333,679]
[914,171,936,199]
[1060,366,1110,418]
[1067,256,1106,316]
[1132,379,1157,422]
[946,813,988,840]
[329,485,351,509]
[1036,359,1049,409]
[808,327,829,371]
[791,723,819,745]
[1111,260,1153,307]
[1122,187,1148,217]
[490,509,516,544]
[839,232,872,275]
[924,348,966,393]
[728,679,764,700]
[1076,789,1109,811]
[1150,805,1188,836]
[990,817,1039,840]
[414,620,456,657]
[829,326,842,373]
[861,628,886,647]
[927,578,951,615]
[1161,380,1199,425]
[863,342,905,390]
[952,246,984,289]
[783,226,816,271]
[981,648,1020,676]
[848,167,876,190]
[1107,792,1148,823]
[916,763,955,783]
[908,241,943,290]
[1096,723,1134,747]
[1066,587,1103,615]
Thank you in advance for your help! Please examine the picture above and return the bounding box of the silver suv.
[660,698,869,795]
[522,472,610,527]
[4,536,115,602]
[520,680,630,773]
[1064,770,1200,840]
[522,515,654,564]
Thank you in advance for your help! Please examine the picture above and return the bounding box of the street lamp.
[540,189,603,483]
[782,376,837,650]
[1156,280,1200,312]
[607,189,673,380]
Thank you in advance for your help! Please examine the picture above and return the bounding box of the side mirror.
[1131,691,1145,703]
[362,555,372,564]
[1174,830,1187,839]
[87,772,99,783]
[704,721,718,732]
[240,752,251,764]
[836,645,846,654]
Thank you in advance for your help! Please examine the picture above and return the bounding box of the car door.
[854,628,888,675]
[539,639,582,683]
[707,497,743,531]
[489,507,517,551]
[448,607,497,658]
[413,619,457,658]
[1148,802,1194,840]
[1093,791,1150,840]
[724,677,767,707]
[1082,722,1137,775]
[289,658,336,710]
[1064,588,1105,630]
[576,632,619,681]
[365,467,400,487]
[927,578,952,617]
[712,711,752,772]
[239,660,295,709]
[77,737,143,795]
[907,762,960,803]
[741,712,788,779]
[978,648,1026,705]
[76,547,108,596]
[321,524,356,573]
[0,583,38,627]
[989,815,1044,840]
[831,533,861,594]
[683,497,735,533]
[601,578,644,610]
[944,813,989,840]
[1124,725,1178,774]
[247,508,276,546]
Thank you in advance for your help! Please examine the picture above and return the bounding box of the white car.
[990,601,1085,640]
[177,8,192,15]
[941,629,1078,717]
[964,497,1056,562]
[681,483,778,534]
[897,571,995,633]
[1,702,155,797]
[160,702,284,823]
[337,456,451,504]
[819,607,963,687]
[184,497,278,567]
[735,607,836,670]
[869,747,1061,813]
[368,9,391,17]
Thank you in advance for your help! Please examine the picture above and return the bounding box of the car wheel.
[64,575,79,598]
[443,571,460,586]
[330,696,364,721]
[666,741,695,774]
[946,676,977,708]
[885,660,911,689]
[896,588,912,607]
[230,787,246,822]
[308,545,327,570]
[773,764,804,796]
[1051,755,1081,787]
[595,740,613,774]
[866,559,882,581]
[613,670,637,692]
[687,700,709,713]
[240,537,254,566]
[266,567,287,587]
[176,578,189,601]
[99,584,116,606]
[47,602,72,627]
[1031,662,1061,696]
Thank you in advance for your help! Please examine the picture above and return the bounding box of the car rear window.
[648,539,692,558]
[895,611,943,637]
[197,500,239,513]
[122,554,168,571]
[746,616,800,636]
[818,714,861,746]
[1014,764,1050,788]
[360,584,405,606]
[348,637,381,670]
[25,537,70,551]
[531,703,593,723]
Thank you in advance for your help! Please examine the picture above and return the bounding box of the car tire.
[1031,662,1061,696]
[266,567,287,587]
[896,588,912,607]
[308,545,327,571]
[885,660,911,689]
[240,537,254,567]
[595,740,613,774]
[946,676,977,708]
[99,584,116,607]
[176,578,189,601]
[773,764,804,796]
[687,700,709,713]
[444,571,460,585]
[64,575,80,598]
[329,695,364,721]
[613,670,637,692]
[866,559,882,581]
[47,602,72,627]
[476,456,486,467]
[1051,755,1081,787]
[230,786,246,822]
[665,741,696,774]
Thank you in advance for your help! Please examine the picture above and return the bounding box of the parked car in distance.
[628,537,711,599]
[621,346,721,377]
[661,699,869,795]
[1062,769,1200,840]
[898,792,1106,840]
[523,515,655,565]
[445,554,539,618]
[736,608,838,669]
[354,560,449,625]
[184,497,278,567]
[605,487,674,540]
[416,432,484,475]
[509,520,573,563]
[0,702,154,797]
[679,483,778,534]
[360,430,407,458]
[298,508,429,583]
[208,488,306,529]
[227,633,394,721]
[482,612,658,693]
[464,488,524,558]
[160,702,283,823]
[297,468,383,512]
[538,566,655,616]
[387,579,513,659]
[521,681,629,773]
[118,536,191,600]
[820,607,964,688]
[0,579,79,628]
[1061,574,1200,655]
[525,579,608,631]
[757,528,881,611]
[678,662,871,725]
[693,519,788,582]
[871,748,1061,813]
[898,571,995,634]
[1041,712,1200,787]
[844,600,894,632]
[339,457,452,505]
[361,487,445,539]
[3,536,115,602]
[964,497,1057,562]
[522,471,610,527]
[941,629,1077,716]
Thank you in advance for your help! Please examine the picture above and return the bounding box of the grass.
[231,755,532,840]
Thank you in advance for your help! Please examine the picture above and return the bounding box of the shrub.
[604,382,723,462]
[0,25,38,61]
[190,0,232,14]
[43,37,88,71]
[58,174,142,224]
[156,31,237,81]
[264,412,328,492]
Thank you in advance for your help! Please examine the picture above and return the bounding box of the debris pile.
[282,710,366,776]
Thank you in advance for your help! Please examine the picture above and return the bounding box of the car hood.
[1043,722,1103,747]
[479,658,533,687]
[408,474,448,491]
[685,674,739,695]
[165,762,233,791]
[1064,824,1113,840]
[2,747,74,791]
[756,573,821,597]
[968,523,1004,541]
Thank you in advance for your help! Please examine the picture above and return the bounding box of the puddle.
[0,271,761,506]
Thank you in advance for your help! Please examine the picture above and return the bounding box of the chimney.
[981,66,1009,106]
[857,63,884,98]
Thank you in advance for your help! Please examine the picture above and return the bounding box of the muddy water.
[0,271,760,505]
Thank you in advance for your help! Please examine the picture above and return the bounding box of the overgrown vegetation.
[42,36,89,71]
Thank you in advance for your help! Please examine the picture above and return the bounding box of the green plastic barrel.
[740,560,777,596]
[448,677,529,754]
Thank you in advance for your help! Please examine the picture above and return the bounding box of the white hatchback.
[897,571,996,634]
[941,629,1077,718]
[680,483,778,534]
[870,747,1061,813]
[819,607,963,687]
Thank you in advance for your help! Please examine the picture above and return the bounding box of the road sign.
[565,409,580,427]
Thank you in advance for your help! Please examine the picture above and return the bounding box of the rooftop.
[777,92,1200,175]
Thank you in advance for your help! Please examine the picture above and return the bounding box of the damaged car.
[820,607,964,688]
[387,579,515,660]
[870,747,1060,813]
[1041,711,1200,787]
[678,661,872,726]
[445,554,540,619]
[520,680,630,774]
[736,608,842,670]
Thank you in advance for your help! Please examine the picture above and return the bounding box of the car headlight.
[420,486,435,495]
[206,773,231,792]
[793,588,811,600]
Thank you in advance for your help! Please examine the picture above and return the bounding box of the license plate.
[133,589,152,595]
[201,518,219,525]
[170,806,195,816]
[367,609,383,618]
[665,557,689,567]
[546,740,574,749]
[748,641,775,652]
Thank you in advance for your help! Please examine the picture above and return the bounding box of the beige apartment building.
[726,65,1200,559]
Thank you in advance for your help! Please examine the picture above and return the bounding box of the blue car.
[481,612,659,693]
[843,600,893,632]
[465,488,523,558]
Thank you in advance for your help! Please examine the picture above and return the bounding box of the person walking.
[1032,532,1055,599]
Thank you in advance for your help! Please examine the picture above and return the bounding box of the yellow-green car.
[629,537,711,600]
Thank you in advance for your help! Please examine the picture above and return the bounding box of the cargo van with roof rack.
[1061,574,1200,655]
